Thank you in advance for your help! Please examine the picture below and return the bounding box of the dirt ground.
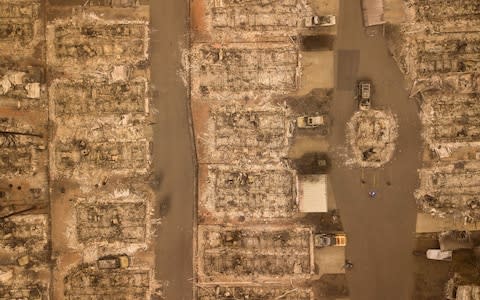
[327,0,423,299]
[299,51,335,94]
[150,1,195,299]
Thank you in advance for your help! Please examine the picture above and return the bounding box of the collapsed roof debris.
[46,18,149,68]
[197,225,314,283]
[196,103,291,164]
[191,43,300,101]
[196,0,315,41]
[53,139,151,180]
[76,200,147,244]
[50,78,149,116]
[0,0,43,57]
[199,165,297,223]
[64,264,153,299]
[191,0,345,297]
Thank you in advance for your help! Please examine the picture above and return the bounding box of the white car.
[426,249,452,261]
[305,15,336,27]
[296,115,325,128]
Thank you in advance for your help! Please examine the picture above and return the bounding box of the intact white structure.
[296,174,328,213]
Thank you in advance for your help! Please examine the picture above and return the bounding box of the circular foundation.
[346,109,398,168]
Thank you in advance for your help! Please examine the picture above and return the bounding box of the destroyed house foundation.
[191,0,324,298]
[1,1,157,298]
[391,0,480,221]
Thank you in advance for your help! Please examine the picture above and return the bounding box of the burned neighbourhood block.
[191,43,299,100]
[394,0,480,221]
[197,285,314,300]
[64,265,151,300]
[199,165,296,222]
[76,201,147,243]
[198,225,314,282]
[51,78,149,116]
[47,20,149,67]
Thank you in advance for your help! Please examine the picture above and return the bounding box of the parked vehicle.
[426,249,452,261]
[296,115,326,128]
[356,80,372,110]
[98,254,130,269]
[305,15,336,27]
[314,233,347,247]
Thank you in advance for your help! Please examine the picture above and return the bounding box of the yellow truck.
[314,233,347,247]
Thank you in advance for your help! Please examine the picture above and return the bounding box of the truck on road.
[314,233,347,247]
[296,115,326,128]
[305,15,337,27]
[355,80,372,110]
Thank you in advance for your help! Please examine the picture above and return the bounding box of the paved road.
[150,1,195,299]
[328,1,422,299]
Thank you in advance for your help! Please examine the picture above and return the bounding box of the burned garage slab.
[198,165,296,223]
[214,109,288,151]
[197,225,314,283]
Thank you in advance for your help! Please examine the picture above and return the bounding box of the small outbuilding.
[296,174,328,213]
